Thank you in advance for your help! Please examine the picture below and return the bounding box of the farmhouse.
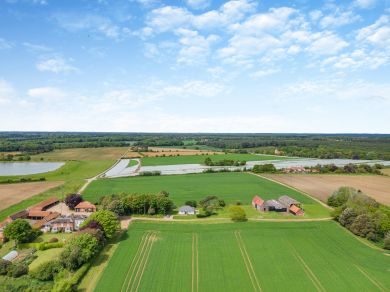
[178,205,196,215]
[75,201,96,213]
[41,214,87,233]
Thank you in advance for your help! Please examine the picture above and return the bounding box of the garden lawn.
[83,172,330,218]
[95,220,390,292]
[29,248,63,271]
[141,153,288,166]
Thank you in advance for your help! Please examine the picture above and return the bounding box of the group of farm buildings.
[252,195,304,215]
[0,197,97,242]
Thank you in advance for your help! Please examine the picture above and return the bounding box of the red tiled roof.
[32,212,60,229]
[252,196,264,206]
[29,197,59,211]
[75,201,96,209]
[28,210,51,218]
[290,205,303,215]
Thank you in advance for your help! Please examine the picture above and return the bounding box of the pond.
[0,162,65,176]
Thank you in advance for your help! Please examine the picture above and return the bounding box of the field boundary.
[234,231,262,292]
[251,173,333,210]
[192,233,199,292]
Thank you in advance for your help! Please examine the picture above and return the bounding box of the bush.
[384,232,390,250]
[7,263,28,278]
[185,200,197,208]
[252,164,276,173]
[49,237,59,243]
[4,219,37,244]
[0,259,11,275]
[339,208,358,228]
[229,205,247,222]
[81,210,119,239]
[30,260,63,281]
[327,187,356,207]
[64,194,82,210]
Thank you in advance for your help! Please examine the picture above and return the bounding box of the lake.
[0,162,65,176]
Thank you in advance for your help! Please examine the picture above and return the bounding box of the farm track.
[234,231,262,292]
[192,233,199,292]
[354,265,388,292]
[120,231,156,292]
[286,241,326,292]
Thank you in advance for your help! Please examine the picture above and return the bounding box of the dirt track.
[263,174,390,206]
[0,181,63,211]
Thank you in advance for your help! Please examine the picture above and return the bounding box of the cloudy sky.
[1,0,390,133]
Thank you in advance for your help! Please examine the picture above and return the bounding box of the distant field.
[96,221,390,292]
[141,147,222,157]
[141,153,287,166]
[83,172,330,218]
[382,168,390,175]
[33,147,132,161]
[263,174,390,206]
[0,181,63,211]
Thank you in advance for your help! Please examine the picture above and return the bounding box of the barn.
[252,196,266,211]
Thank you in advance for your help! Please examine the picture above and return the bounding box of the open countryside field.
[33,147,132,161]
[382,168,390,175]
[141,147,222,157]
[141,153,288,166]
[0,160,114,221]
[96,221,390,292]
[0,181,63,211]
[263,174,390,206]
[83,172,330,218]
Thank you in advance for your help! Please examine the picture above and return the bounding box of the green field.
[141,153,287,166]
[95,221,390,292]
[83,172,330,218]
[0,160,114,221]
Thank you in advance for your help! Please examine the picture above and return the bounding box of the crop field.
[141,147,222,157]
[32,147,132,161]
[95,221,390,292]
[83,172,330,218]
[141,153,288,166]
[263,174,390,206]
[0,181,63,211]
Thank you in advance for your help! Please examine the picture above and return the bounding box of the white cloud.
[307,33,348,55]
[175,29,218,64]
[356,16,390,49]
[186,0,211,10]
[354,0,377,9]
[0,38,13,49]
[250,69,279,78]
[146,6,192,33]
[319,10,361,28]
[54,14,122,39]
[23,42,51,52]
[0,79,16,104]
[27,87,67,100]
[36,56,78,73]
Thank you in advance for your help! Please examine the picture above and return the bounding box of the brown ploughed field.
[263,174,390,206]
[0,181,63,211]
[141,147,222,157]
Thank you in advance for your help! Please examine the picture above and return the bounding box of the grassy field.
[32,147,130,161]
[0,160,114,221]
[29,248,63,271]
[83,172,330,218]
[263,174,390,206]
[95,221,390,292]
[141,153,287,166]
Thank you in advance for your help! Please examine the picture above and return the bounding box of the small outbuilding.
[178,205,196,215]
[252,196,266,212]
[2,250,18,262]
[278,195,300,208]
[75,201,96,213]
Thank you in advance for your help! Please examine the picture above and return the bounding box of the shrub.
[64,194,82,210]
[252,164,276,173]
[185,200,197,208]
[81,210,119,239]
[339,208,358,228]
[229,205,247,222]
[327,187,356,207]
[384,232,390,250]
[7,263,28,278]
[30,260,63,281]
[49,237,59,243]
[0,259,11,275]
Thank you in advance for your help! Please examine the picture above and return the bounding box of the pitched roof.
[29,197,59,211]
[290,205,303,215]
[28,210,51,218]
[2,250,18,261]
[265,199,286,209]
[9,210,28,220]
[278,195,299,207]
[75,201,96,209]
[252,196,264,206]
[179,205,195,212]
[32,212,61,229]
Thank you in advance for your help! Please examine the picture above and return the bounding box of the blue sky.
[0,0,390,133]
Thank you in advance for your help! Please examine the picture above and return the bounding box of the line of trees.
[99,192,174,216]
[204,157,246,166]
[308,163,384,174]
[329,187,390,249]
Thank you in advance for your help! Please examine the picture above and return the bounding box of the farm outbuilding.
[265,200,287,212]
[2,250,18,262]
[252,196,266,211]
[178,205,196,215]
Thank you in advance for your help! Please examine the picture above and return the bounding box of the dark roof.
[9,210,28,220]
[278,195,299,207]
[265,199,286,209]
